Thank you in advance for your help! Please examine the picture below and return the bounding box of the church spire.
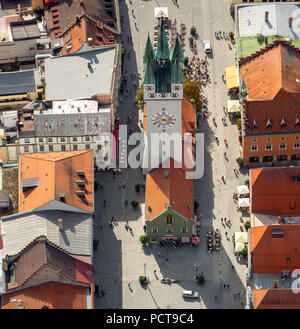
[155,21,170,61]
[143,33,155,64]
[170,35,183,65]
[171,56,184,85]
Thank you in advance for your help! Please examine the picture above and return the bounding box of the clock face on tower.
[151,108,176,130]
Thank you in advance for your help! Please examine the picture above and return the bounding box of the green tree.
[198,275,205,284]
[244,221,251,231]
[236,157,243,166]
[140,235,149,244]
[190,26,197,36]
[131,200,139,208]
[135,84,145,108]
[184,76,202,111]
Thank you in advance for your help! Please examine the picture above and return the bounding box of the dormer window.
[252,119,258,129]
[295,115,300,127]
[280,117,287,128]
[266,117,272,128]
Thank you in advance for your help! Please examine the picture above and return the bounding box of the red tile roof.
[250,225,300,273]
[2,282,89,309]
[250,167,300,216]
[19,150,94,213]
[253,289,300,309]
[240,41,300,135]
[145,158,194,220]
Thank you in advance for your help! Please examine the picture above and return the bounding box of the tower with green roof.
[142,20,185,172]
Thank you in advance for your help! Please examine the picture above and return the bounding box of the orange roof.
[250,225,300,273]
[240,41,300,135]
[250,167,300,216]
[61,15,116,55]
[2,282,89,309]
[145,158,194,220]
[19,150,93,213]
[253,289,300,309]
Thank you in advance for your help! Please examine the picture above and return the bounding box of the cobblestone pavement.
[93,0,249,309]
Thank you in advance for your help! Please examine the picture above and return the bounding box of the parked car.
[182,290,199,299]
[204,40,212,54]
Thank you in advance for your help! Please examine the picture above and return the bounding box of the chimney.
[58,218,63,231]
[265,11,269,22]
[289,17,293,28]
[60,193,65,202]
[277,216,281,224]
[18,4,21,15]
[87,38,93,47]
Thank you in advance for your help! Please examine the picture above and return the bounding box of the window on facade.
[296,136,300,140]
[251,145,258,152]
[39,138,43,143]
[279,144,286,150]
[267,138,271,142]
[249,157,259,163]
[40,145,44,152]
[86,144,90,150]
[61,145,66,151]
[166,227,173,233]
[152,227,157,233]
[292,154,300,160]
[73,137,78,142]
[281,137,286,141]
[277,155,287,161]
[73,145,78,151]
[48,138,53,143]
[265,144,272,150]
[86,136,90,141]
[49,145,53,152]
[24,146,29,152]
[181,227,187,233]
[294,143,300,149]
[166,215,173,224]
[24,138,30,143]
[263,156,273,162]
[61,137,66,142]
[151,237,157,242]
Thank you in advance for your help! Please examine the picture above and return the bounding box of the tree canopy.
[183,76,202,110]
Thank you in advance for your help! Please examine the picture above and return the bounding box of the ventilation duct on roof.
[21,178,39,188]
[60,193,65,202]
[265,11,269,22]
[58,218,63,231]
[75,170,85,176]
[75,191,85,197]
[289,17,293,28]
[75,180,85,186]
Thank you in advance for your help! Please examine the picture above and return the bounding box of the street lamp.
[194,261,200,280]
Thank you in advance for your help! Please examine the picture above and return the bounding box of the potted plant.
[140,235,148,244]
[190,26,196,37]
[241,246,248,258]
[198,274,205,284]
[135,183,141,192]
[244,221,251,231]
[139,275,147,285]
[131,200,139,208]
[236,157,243,167]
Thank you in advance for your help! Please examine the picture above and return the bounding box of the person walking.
[154,270,157,275]
[227,284,230,289]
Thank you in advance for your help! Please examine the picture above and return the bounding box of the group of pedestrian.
[186,56,210,86]
[109,216,118,228]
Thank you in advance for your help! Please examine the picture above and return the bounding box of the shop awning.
[182,236,190,243]
[192,236,200,244]
[225,65,238,90]
[235,232,248,244]
[237,185,250,195]
[154,7,168,18]
[238,198,250,208]
[227,100,240,113]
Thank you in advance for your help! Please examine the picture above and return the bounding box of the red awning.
[192,236,200,245]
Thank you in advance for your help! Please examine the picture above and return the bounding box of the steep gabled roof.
[253,289,300,309]
[250,225,300,273]
[145,158,194,220]
[6,236,93,291]
[20,150,93,213]
[2,281,90,309]
[250,167,300,216]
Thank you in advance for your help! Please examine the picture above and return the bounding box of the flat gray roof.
[34,111,111,137]
[0,69,37,95]
[45,45,117,101]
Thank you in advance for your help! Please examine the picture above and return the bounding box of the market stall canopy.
[227,100,240,113]
[235,242,245,253]
[192,236,200,244]
[235,232,248,244]
[225,65,238,90]
[155,7,168,18]
[237,185,250,195]
[238,198,250,208]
